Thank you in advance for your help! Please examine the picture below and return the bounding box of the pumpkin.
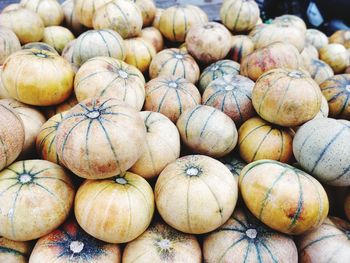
[131,0,156,27]
[159,5,208,42]
[220,0,260,33]
[238,116,294,163]
[0,237,31,263]
[22,42,58,54]
[320,74,350,119]
[306,29,328,50]
[202,74,255,127]
[1,99,46,157]
[149,48,200,84]
[219,154,246,183]
[199,59,240,94]
[61,0,85,36]
[75,172,155,243]
[203,208,298,263]
[36,113,65,165]
[144,76,201,122]
[74,0,113,28]
[320,44,348,74]
[272,14,307,33]
[252,68,322,127]
[61,39,79,72]
[140,27,164,52]
[176,105,238,158]
[230,35,255,63]
[298,217,350,262]
[0,160,74,241]
[74,57,145,111]
[304,59,334,85]
[123,221,202,263]
[2,49,74,106]
[92,0,142,39]
[56,98,146,179]
[155,155,238,234]
[0,27,21,65]
[44,93,78,118]
[329,30,350,49]
[42,26,75,54]
[152,8,163,29]
[124,37,156,73]
[293,118,350,186]
[0,102,25,171]
[72,29,125,66]
[239,160,329,235]
[0,8,44,44]
[241,42,302,81]
[345,191,350,220]
[186,22,232,64]
[20,0,64,26]
[130,111,180,180]
[29,219,121,263]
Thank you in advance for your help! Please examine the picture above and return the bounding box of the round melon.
[0,237,31,263]
[202,74,255,127]
[314,95,329,119]
[252,68,322,127]
[61,0,85,36]
[22,42,58,54]
[304,59,334,85]
[329,30,350,49]
[0,160,74,241]
[74,0,113,28]
[230,35,255,63]
[293,118,350,186]
[56,98,146,179]
[29,219,121,263]
[144,76,201,122]
[131,0,156,27]
[75,172,154,243]
[2,49,74,106]
[140,26,164,52]
[176,105,238,158]
[306,29,328,50]
[239,160,329,235]
[0,67,10,99]
[61,39,79,72]
[152,8,163,29]
[123,221,201,263]
[272,14,307,33]
[74,57,145,111]
[2,3,22,12]
[42,26,75,54]
[155,155,238,234]
[43,93,78,118]
[149,48,200,84]
[130,111,180,180]
[301,44,319,66]
[320,44,348,74]
[203,208,298,263]
[0,27,21,64]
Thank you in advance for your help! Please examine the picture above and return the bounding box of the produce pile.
[0,0,350,262]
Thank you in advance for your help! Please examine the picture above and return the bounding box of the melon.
[306,29,328,50]
[230,35,255,63]
[152,8,163,29]
[0,237,31,263]
[314,95,329,119]
[0,160,74,241]
[155,155,238,234]
[329,30,350,49]
[293,118,350,186]
[22,42,58,54]
[301,44,319,66]
[61,0,85,36]
[320,44,348,74]
[61,39,79,72]
[0,27,21,64]
[131,0,156,27]
[149,48,200,84]
[42,26,75,54]
[43,93,78,118]
[140,27,164,52]
[304,59,334,85]
[239,160,329,235]
[0,67,10,99]
[272,14,307,33]
[75,172,154,243]
[2,3,21,12]
[74,0,113,28]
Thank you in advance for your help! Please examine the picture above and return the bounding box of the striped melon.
[36,113,65,165]
[152,8,163,29]
[345,191,350,220]
[320,44,348,74]
[219,154,246,182]
[186,22,232,64]
[272,14,307,33]
[230,35,255,63]
[293,118,350,186]
[176,105,238,158]
[61,0,85,36]
[220,0,260,33]
[22,42,58,54]
[0,160,74,241]
[199,59,240,94]
[0,27,21,64]
[239,160,329,235]
[144,76,201,123]
[42,26,75,54]
[123,221,201,263]
[329,30,350,49]
[43,93,78,118]
[149,48,200,84]
[203,208,298,263]
[75,172,154,243]
[0,237,31,263]
[0,102,25,171]
[29,220,121,263]
[130,0,156,27]
[61,39,79,72]
[306,29,328,50]
[202,74,255,127]
[130,111,180,180]
[298,217,350,262]
[55,98,146,179]
[320,74,350,119]
[74,57,145,111]
[155,155,238,234]
[92,0,142,39]
[304,59,334,85]
[252,68,322,127]
[241,42,302,81]
[140,27,164,52]
[72,29,125,66]
[238,117,294,163]
[74,0,113,28]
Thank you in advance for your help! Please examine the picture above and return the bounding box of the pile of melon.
[0,0,350,262]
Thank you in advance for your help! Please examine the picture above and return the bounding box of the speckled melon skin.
[293,118,350,186]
